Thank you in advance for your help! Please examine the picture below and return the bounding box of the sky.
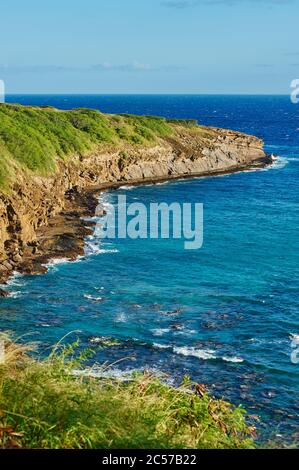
[0,0,298,94]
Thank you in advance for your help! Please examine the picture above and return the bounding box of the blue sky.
[0,0,298,94]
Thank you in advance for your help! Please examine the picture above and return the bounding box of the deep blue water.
[1,95,299,442]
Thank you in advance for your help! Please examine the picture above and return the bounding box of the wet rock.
[0,288,9,297]
[171,324,184,330]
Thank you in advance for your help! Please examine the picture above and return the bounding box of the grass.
[0,103,180,189]
[0,335,256,449]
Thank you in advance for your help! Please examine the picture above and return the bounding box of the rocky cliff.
[0,104,270,284]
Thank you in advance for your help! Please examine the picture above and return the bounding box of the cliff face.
[0,113,269,283]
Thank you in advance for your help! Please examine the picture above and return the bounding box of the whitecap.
[173,346,217,360]
[3,271,25,287]
[0,289,25,299]
[267,156,289,170]
[172,345,244,363]
[84,240,119,256]
[115,312,127,323]
[46,257,71,267]
[7,290,24,299]
[175,328,197,336]
[289,333,299,342]
[84,294,103,301]
[153,343,172,350]
[101,201,115,212]
[151,328,171,336]
[222,356,244,363]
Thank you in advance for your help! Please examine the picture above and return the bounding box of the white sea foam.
[115,312,127,323]
[101,201,115,212]
[290,333,299,342]
[84,241,119,256]
[170,345,244,363]
[0,271,27,298]
[8,290,24,299]
[46,257,70,267]
[175,328,197,336]
[83,192,120,257]
[173,346,217,360]
[118,185,135,190]
[151,328,171,336]
[44,256,84,272]
[267,156,289,170]
[3,271,25,287]
[153,343,172,350]
[84,294,103,301]
[222,356,244,363]
[73,366,173,383]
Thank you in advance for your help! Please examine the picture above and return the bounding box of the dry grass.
[0,335,255,449]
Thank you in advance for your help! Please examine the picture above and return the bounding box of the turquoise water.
[1,95,299,441]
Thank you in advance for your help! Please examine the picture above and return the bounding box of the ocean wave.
[267,156,289,170]
[0,289,25,299]
[115,312,127,323]
[84,240,119,256]
[101,201,115,212]
[84,294,104,302]
[82,192,120,257]
[118,185,135,190]
[153,343,172,350]
[44,256,84,271]
[73,366,173,383]
[7,290,24,299]
[3,271,25,287]
[151,328,171,336]
[175,328,197,336]
[46,257,71,267]
[173,346,217,360]
[0,271,25,298]
[289,333,299,342]
[152,344,244,363]
[222,356,244,363]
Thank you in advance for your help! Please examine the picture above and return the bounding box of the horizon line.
[4,92,290,97]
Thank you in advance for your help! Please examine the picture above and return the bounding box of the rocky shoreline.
[0,112,271,288]
[0,157,271,291]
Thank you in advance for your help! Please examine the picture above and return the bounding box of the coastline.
[0,154,272,290]
[0,103,271,288]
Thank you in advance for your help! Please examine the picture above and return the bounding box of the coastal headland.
[0,103,271,285]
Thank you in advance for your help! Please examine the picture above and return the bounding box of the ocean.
[1,95,299,442]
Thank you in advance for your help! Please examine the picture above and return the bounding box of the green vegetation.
[166,118,198,127]
[0,103,180,189]
[0,336,255,449]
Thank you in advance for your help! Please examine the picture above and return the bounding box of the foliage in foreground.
[0,337,255,449]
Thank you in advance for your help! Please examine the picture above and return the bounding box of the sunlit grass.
[0,104,180,188]
[0,335,255,449]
